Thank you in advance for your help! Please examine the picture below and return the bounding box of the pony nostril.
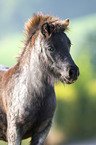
[69,69,76,78]
[69,67,79,80]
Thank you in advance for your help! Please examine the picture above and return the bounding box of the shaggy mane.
[25,14,58,37]
[18,13,69,61]
[25,13,69,38]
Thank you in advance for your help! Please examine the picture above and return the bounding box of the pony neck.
[18,34,54,89]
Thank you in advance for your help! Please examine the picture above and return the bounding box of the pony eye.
[48,46,54,52]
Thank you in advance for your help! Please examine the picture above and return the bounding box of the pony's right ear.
[41,22,54,38]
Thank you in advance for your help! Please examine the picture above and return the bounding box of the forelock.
[25,13,69,38]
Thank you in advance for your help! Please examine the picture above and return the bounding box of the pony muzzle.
[60,65,79,84]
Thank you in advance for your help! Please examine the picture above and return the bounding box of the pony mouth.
[57,69,79,84]
[50,65,79,84]
[60,76,78,84]
[54,71,78,84]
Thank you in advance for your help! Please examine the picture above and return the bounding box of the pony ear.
[62,18,70,29]
[64,18,70,27]
[41,22,54,37]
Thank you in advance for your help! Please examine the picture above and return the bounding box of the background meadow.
[0,0,96,144]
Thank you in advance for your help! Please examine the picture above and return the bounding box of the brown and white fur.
[0,14,79,145]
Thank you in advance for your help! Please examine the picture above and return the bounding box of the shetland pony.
[0,14,79,145]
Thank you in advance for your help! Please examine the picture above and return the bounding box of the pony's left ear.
[41,22,54,38]
[61,18,70,29]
